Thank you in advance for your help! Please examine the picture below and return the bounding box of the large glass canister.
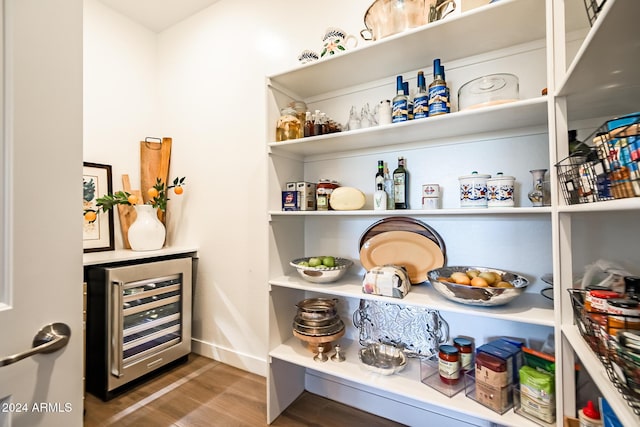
[276,106,302,142]
[290,101,307,138]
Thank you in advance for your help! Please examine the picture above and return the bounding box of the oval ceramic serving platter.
[359,230,445,284]
[358,216,446,256]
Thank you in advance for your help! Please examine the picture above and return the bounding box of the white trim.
[0,0,13,309]
[191,338,267,377]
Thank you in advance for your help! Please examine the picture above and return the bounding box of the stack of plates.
[359,217,446,284]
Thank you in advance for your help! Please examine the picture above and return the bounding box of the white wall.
[83,0,159,248]
[84,0,374,375]
[156,0,374,375]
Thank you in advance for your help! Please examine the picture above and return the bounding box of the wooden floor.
[84,354,405,427]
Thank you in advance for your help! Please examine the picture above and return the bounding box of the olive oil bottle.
[393,156,409,209]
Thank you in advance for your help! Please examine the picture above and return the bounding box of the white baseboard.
[191,338,267,377]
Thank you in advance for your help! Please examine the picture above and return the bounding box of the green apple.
[297,261,309,267]
[308,257,322,267]
[322,256,336,267]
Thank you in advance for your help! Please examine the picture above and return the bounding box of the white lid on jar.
[488,172,514,181]
[458,171,490,180]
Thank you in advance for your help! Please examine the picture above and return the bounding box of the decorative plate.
[352,299,449,359]
[360,231,445,284]
[358,216,446,255]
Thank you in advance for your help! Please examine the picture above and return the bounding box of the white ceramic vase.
[128,204,166,251]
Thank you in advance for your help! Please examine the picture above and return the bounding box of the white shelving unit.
[552,0,640,426]
[266,0,639,425]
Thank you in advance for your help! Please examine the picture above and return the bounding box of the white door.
[0,1,83,426]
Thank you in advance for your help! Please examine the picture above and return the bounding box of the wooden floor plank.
[83,354,405,427]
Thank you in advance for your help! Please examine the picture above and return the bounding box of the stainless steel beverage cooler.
[85,256,193,400]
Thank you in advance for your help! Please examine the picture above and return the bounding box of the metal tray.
[353,299,449,358]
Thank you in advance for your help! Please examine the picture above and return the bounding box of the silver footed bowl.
[358,343,407,376]
[427,266,528,307]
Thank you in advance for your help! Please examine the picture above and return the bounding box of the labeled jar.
[316,179,339,211]
[276,107,301,142]
[607,298,640,336]
[453,337,473,372]
[438,345,460,385]
[588,289,622,313]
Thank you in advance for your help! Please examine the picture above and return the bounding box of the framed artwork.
[83,162,114,252]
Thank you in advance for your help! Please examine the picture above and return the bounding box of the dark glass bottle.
[375,160,385,191]
[304,111,314,137]
[393,157,408,209]
[313,110,323,136]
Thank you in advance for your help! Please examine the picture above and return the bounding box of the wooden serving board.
[140,137,172,224]
[116,174,142,249]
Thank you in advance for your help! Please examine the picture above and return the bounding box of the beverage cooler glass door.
[114,273,183,376]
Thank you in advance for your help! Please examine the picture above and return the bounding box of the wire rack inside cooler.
[556,114,640,205]
[568,289,640,415]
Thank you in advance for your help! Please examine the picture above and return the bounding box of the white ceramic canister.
[487,172,515,207]
[458,171,491,208]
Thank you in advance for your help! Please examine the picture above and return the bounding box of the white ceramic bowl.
[290,257,353,284]
[427,266,528,306]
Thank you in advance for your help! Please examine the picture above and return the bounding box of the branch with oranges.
[95,176,186,214]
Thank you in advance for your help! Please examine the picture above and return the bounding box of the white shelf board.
[83,246,198,266]
[269,274,554,327]
[269,337,540,427]
[562,325,640,426]
[557,0,640,121]
[268,97,548,157]
[557,197,640,213]
[270,206,551,217]
[268,0,545,99]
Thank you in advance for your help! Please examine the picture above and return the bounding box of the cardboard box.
[296,181,316,211]
[476,351,509,388]
[476,380,512,413]
[477,344,514,385]
[285,182,296,191]
[488,338,523,383]
[281,191,299,211]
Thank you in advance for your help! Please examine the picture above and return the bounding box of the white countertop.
[83,246,198,266]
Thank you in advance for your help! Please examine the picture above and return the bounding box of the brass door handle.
[0,323,71,367]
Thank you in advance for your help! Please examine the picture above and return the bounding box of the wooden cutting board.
[140,137,172,224]
[117,174,142,249]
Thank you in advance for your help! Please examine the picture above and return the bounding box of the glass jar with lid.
[290,101,307,139]
[276,107,302,142]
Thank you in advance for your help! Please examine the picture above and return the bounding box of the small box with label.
[281,191,300,211]
[285,182,297,191]
[296,181,316,211]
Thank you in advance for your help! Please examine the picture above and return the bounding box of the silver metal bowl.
[427,266,528,307]
[358,343,407,375]
[290,257,353,284]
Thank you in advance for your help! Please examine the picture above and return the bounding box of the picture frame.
[83,162,114,252]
